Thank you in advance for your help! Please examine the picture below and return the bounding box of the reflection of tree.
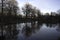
[0,24,19,40]
[45,23,57,28]
[31,21,40,33]
[56,24,60,32]
[22,23,32,37]
[22,21,42,37]
[44,23,60,32]
[46,23,52,28]
[0,24,4,40]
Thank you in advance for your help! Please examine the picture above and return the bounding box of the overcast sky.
[17,0,60,14]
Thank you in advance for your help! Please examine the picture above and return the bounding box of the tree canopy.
[22,3,41,18]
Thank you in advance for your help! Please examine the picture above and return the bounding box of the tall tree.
[22,3,41,18]
[22,3,32,18]
[0,0,19,16]
[57,9,60,15]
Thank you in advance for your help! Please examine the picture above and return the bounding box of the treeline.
[0,0,60,23]
[18,3,60,23]
[38,13,60,23]
[0,0,20,23]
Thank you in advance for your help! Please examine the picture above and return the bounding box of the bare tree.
[22,3,32,18]
[0,0,19,16]
[57,9,60,15]
[22,3,41,19]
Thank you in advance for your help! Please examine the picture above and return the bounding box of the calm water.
[0,21,60,40]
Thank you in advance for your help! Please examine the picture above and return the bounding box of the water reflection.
[56,24,60,32]
[0,24,19,40]
[0,21,60,40]
[22,21,42,37]
[45,23,58,28]
[58,37,60,40]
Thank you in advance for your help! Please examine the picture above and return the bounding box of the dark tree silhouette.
[22,3,41,20]
[22,3,33,18]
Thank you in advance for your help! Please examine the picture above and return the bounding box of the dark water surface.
[0,21,60,40]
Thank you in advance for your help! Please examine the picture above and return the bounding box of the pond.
[0,21,60,40]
